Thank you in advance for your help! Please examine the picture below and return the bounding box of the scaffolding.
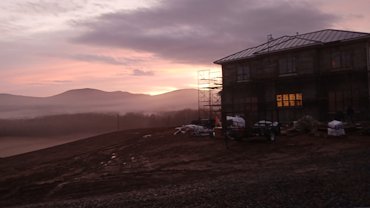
[198,69,222,120]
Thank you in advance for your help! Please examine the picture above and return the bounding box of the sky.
[1,0,370,96]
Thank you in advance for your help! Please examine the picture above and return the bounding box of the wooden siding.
[221,41,370,123]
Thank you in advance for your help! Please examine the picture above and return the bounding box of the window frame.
[276,93,303,108]
[236,63,251,82]
[330,49,353,70]
[278,54,297,75]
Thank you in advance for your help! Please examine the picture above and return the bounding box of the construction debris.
[174,124,213,137]
[253,120,279,128]
[292,115,320,135]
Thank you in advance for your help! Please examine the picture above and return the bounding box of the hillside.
[0,129,369,207]
[0,89,198,118]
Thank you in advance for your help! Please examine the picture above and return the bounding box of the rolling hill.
[0,88,198,118]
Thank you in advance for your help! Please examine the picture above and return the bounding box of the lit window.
[276,93,303,108]
[283,94,289,106]
[289,94,296,106]
[276,95,283,107]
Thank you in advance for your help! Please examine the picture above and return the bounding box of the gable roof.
[214,29,370,64]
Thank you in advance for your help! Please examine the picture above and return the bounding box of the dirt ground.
[0,128,369,208]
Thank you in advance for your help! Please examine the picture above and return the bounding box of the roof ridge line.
[293,29,329,37]
[296,28,370,37]
[253,36,295,54]
[293,35,323,44]
[255,31,329,54]
[254,34,320,54]
[214,35,290,63]
[325,28,370,35]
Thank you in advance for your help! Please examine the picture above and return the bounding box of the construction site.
[1,29,370,208]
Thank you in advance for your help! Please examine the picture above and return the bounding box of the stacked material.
[328,120,345,136]
[226,116,245,129]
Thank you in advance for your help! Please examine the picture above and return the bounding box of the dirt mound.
[0,128,369,207]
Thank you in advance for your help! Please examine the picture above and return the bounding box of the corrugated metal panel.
[214,29,370,64]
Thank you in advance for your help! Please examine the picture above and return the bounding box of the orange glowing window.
[276,95,283,107]
[283,94,289,101]
[276,93,303,108]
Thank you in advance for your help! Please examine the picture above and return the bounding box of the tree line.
[0,109,199,137]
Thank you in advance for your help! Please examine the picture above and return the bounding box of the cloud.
[72,0,339,65]
[69,54,128,65]
[132,69,154,76]
[6,0,85,16]
[27,80,72,86]
[52,80,73,84]
[68,53,152,67]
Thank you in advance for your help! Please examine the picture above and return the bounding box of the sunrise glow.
[1,0,370,96]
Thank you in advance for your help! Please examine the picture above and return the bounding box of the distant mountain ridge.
[52,88,142,98]
[0,88,198,118]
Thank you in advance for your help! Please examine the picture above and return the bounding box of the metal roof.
[214,29,370,64]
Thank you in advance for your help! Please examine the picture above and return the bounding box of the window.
[331,51,341,68]
[236,64,250,81]
[279,55,297,74]
[276,93,303,108]
[342,51,353,67]
[331,50,353,69]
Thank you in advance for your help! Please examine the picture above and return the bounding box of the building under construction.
[214,29,370,123]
